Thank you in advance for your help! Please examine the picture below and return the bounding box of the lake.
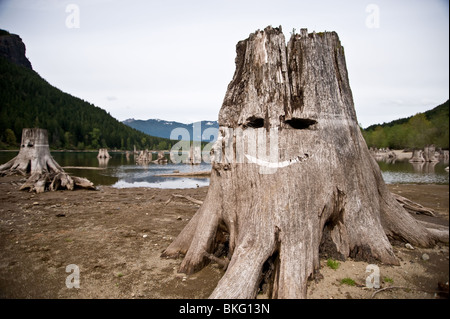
[0,151,448,188]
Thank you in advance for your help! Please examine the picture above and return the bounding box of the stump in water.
[423,144,439,162]
[153,151,168,164]
[97,148,111,159]
[410,145,440,163]
[161,27,448,298]
[136,149,152,164]
[186,144,202,165]
[409,149,425,162]
[0,128,95,193]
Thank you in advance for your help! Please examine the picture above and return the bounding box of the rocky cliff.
[0,30,32,69]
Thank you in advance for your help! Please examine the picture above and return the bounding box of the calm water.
[0,151,448,188]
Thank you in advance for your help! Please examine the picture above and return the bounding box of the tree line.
[361,100,449,150]
[2,53,448,152]
[0,56,175,151]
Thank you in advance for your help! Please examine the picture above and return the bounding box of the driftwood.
[157,171,211,178]
[167,194,204,206]
[391,193,435,216]
[0,128,94,193]
[161,26,448,299]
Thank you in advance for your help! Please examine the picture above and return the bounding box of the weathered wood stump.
[409,149,425,162]
[97,148,111,159]
[161,27,448,299]
[136,149,152,164]
[0,128,94,193]
[423,144,439,162]
[153,151,168,164]
[187,144,202,165]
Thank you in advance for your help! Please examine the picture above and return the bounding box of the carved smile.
[244,153,310,168]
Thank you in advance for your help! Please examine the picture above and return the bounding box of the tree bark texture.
[161,27,447,299]
[0,128,94,193]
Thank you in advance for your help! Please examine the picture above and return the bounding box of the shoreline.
[156,171,211,178]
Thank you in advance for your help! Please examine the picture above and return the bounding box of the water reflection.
[410,161,437,174]
[98,157,110,167]
[377,158,449,184]
[0,151,448,188]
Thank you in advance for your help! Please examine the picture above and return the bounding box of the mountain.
[0,29,32,70]
[0,29,174,151]
[362,100,449,149]
[123,118,219,142]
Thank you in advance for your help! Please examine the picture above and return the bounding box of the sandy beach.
[0,175,448,299]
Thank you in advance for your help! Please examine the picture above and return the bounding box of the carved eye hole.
[285,118,317,130]
[245,116,265,128]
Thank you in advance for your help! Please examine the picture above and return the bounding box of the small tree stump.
[97,148,111,159]
[153,151,168,164]
[0,128,95,193]
[423,144,439,162]
[136,149,153,164]
[409,149,425,162]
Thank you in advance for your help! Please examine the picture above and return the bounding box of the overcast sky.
[0,0,448,127]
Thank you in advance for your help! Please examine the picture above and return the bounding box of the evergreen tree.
[0,56,174,150]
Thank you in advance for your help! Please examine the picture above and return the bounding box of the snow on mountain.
[122,119,219,142]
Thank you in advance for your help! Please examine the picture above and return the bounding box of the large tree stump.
[0,128,94,193]
[161,27,448,299]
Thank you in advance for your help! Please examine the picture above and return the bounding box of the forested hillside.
[0,56,174,150]
[362,100,449,150]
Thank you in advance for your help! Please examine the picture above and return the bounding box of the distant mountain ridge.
[123,118,219,142]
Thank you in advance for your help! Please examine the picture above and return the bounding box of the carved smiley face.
[211,115,319,174]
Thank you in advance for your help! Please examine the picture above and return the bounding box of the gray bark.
[0,128,94,193]
[161,26,446,299]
